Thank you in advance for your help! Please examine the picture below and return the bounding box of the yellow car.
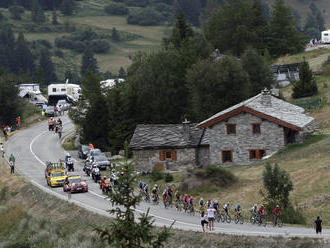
[47,169,67,187]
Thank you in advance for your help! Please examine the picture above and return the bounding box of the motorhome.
[18,84,47,105]
[48,83,81,105]
[321,30,330,43]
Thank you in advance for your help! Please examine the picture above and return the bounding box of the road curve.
[5,116,330,239]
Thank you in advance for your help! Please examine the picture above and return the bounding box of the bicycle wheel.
[250,215,256,224]
[220,214,226,223]
[277,218,283,227]
[234,216,239,224]
[226,214,231,223]
[239,215,244,224]
[215,213,221,223]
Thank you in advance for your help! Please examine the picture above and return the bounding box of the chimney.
[260,88,272,107]
[182,118,191,143]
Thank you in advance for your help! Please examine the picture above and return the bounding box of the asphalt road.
[5,115,330,238]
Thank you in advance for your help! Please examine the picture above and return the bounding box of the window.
[61,88,66,92]
[252,123,261,134]
[222,150,233,163]
[52,88,56,92]
[325,33,329,36]
[159,150,177,161]
[165,151,172,159]
[226,124,236,135]
[249,149,266,160]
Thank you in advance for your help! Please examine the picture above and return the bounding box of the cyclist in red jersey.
[272,205,281,224]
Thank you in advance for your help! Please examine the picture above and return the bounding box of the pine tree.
[31,0,46,24]
[95,153,172,247]
[241,48,274,95]
[52,11,58,25]
[61,0,74,16]
[0,25,16,72]
[111,27,120,41]
[81,48,98,77]
[39,48,57,84]
[268,0,305,57]
[14,33,35,75]
[292,59,318,98]
[170,9,193,48]
[118,66,126,79]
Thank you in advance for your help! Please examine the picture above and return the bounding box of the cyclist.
[151,184,158,201]
[223,202,230,216]
[207,199,212,208]
[213,200,219,212]
[257,204,265,223]
[162,189,168,207]
[189,195,194,206]
[175,190,180,202]
[272,205,281,225]
[182,194,189,210]
[234,203,242,218]
[143,183,149,201]
[199,197,205,211]
[138,181,146,193]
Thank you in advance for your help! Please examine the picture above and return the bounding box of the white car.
[56,100,70,111]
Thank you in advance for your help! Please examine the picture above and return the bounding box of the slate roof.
[129,124,205,150]
[198,90,314,130]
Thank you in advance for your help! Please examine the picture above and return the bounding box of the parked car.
[45,106,55,117]
[78,145,91,159]
[92,155,110,170]
[63,175,88,193]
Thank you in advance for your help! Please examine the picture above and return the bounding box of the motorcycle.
[65,157,74,172]
[92,167,101,183]
[84,164,92,176]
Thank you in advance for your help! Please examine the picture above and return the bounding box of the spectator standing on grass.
[0,143,4,158]
[207,204,216,231]
[201,211,208,232]
[16,116,21,129]
[9,160,14,174]
[314,216,322,234]
[2,127,7,141]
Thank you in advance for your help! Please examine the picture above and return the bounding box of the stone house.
[198,89,314,165]
[128,123,206,171]
[130,89,314,169]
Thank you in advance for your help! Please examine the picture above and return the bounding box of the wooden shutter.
[171,150,177,161]
[159,151,165,161]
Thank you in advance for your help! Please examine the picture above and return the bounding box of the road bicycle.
[220,210,231,223]
[273,215,283,227]
[234,212,244,224]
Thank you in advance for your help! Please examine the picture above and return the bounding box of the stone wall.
[196,146,209,167]
[207,113,285,165]
[133,148,197,171]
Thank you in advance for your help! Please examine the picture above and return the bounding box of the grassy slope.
[182,50,330,226]
[0,161,326,248]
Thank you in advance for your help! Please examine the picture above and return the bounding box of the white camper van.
[48,83,81,105]
[321,30,330,44]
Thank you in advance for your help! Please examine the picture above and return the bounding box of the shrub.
[89,39,110,53]
[125,0,148,7]
[193,165,237,187]
[164,173,173,182]
[127,8,164,26]
[104,3,128,15]
[150,167,164,181]
[8,5,25,20]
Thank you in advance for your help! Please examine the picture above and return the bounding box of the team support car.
[45,161,65,178]
[78,145,91,159]
[63,175,88,193]
[46,169,66,187]
[92,155,110,170]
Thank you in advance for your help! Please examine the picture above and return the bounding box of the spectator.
[201,211,208,232]
[0,143,4,158]
[54,106,58,116]
[9,160,14,174]
[207,204,216,231]
[9,153,15,165]
[314,216,322,234]
[16,116,21,129]
[2,127,8,141]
